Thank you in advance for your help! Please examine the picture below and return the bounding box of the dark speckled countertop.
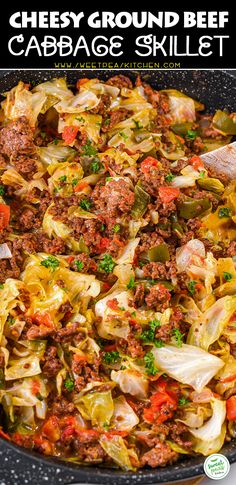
[0,69,236,485]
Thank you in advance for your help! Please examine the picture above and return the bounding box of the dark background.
[0,68,235,485]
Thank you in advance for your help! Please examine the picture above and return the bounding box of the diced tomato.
[97,237,110,252]
[102,281,112,292]
[158,186,180,204]
[188,155,204,171]
[0,428,10,441]
[31,379,40,396]
[73,181,89,193]
[195,283,204,291]
[67,256,75,264]
[141,156,159,173]
[76,428,100,440]
[42,416,60,442]
[129,318,137,327]
[155,377,168,391]
[32,312,54,328]
[105,430,128,439]
[73,354,88,363]
[106,298,119,311]
[220,374,236,384]
[0,204,10,231]
[113,237,124,248]
[63,416,76,427]
[33,436,53,454]
[76,78,90,89]
[62,126,79,145]
[226,396,236,421]
[104,344,117,352]
[143,390,178,424]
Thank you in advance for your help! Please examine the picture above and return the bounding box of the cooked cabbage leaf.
[152,344,224,391]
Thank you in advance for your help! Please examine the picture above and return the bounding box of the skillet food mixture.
[0,75,236,470]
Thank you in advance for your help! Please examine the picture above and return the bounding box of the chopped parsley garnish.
[0,185,5,196]
[119,132,128,141]
[113,224,120,233]
[127,277,135,290]
[144,352,159,376]
[105,177,113,182]
[80,199,91,211]
[187,280,198,295]
[72,178,79,187]
[0,284,4,289]
[199,170,205,178]
[186,130,197,141]
[40,256,59,271]
[154,339,165,348]
[8,316,15,326]
[81,139,98,157]
[103,118,110,126]
[223,271,233,281]
[75,116,85,123]
[218,207,232,219]
[98,254,115,273]
[179,396,190,406]
[172,328,184,347]
[53,138,59,145]
[91,160,101,173]
[40,131,46,139]
[103,422,110,430]
[59,175,67,183]
[103,351,120,365]
[100,223,106,232]
[165,173,175,182]
[139,261,146,268]
[64,379,75,392]
[140,319,161,345]
[74,260,84,272]
[133,120,143,129]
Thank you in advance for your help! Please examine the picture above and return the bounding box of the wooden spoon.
[201,141,236,181]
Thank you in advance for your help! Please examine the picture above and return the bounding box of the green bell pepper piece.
[197,177,224,194]
[148,243,170,263]
[213,110,236,135]
[177,198,212,220]
[131,184,150,219]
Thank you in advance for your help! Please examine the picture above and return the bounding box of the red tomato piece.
[32,312,54,328]
[0,204,10,231]
[76,78,90,89]
[188,155,204,171]
[141,156,159,173]
[62,126,79,144]
[158,186,180,204]
[226,395,236,421]
[73,181,89,193]
[106,298,119,311]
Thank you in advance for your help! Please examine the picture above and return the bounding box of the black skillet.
[0,69,236,485]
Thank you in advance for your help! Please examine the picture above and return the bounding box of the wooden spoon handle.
[201,142,236,181]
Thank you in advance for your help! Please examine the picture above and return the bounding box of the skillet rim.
[0,68,236,484]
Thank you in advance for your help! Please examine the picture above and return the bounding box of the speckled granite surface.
[0,69,235,485]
